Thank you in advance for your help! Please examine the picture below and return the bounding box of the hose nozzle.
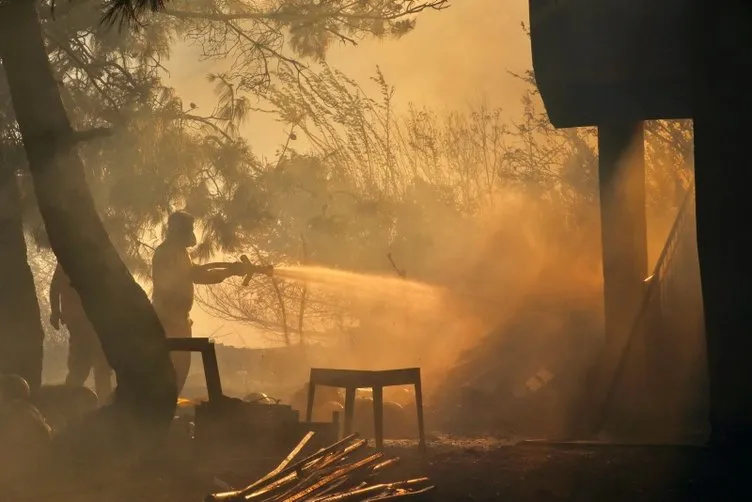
[239,255,274,286]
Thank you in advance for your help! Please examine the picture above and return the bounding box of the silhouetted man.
[49,263,113,402]
[152,211,248,395]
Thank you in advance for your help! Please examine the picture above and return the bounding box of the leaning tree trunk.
[0,159,45,390]
[0,0,176,435]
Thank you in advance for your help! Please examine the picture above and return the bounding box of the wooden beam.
[598,121,649,348]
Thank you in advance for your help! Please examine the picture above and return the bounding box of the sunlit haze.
[168,0,532,347]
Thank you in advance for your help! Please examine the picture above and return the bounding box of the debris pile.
[433,269,604,439]
[206,432,433,501]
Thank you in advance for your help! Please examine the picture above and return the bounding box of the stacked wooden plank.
[206,432,433,502]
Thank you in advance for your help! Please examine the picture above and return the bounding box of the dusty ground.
[5,436,752,501]
[392,440,752,501]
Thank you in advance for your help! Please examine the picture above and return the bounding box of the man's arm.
[192,262,244,285]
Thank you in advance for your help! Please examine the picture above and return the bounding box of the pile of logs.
[206,432,433,501]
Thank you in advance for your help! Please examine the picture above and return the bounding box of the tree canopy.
[1,1,693,350]
[2,0,450,265]
[0,0,455,350]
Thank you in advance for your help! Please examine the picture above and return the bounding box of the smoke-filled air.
[0,0,716,501]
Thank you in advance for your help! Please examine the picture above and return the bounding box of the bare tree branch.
[72,127,113,143]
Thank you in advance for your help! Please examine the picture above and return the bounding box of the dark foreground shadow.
[4,437,752,501]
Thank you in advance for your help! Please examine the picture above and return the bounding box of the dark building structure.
[529,0,752,446]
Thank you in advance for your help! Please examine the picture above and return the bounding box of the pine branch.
[101,0,167,29]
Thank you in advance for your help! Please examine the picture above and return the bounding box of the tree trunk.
[0,0,176,436]
[0,159,45,390]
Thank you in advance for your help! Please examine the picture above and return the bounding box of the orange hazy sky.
[167,0,532,159]
[164,0,533,347]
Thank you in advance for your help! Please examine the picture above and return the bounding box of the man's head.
[166,211,197,247]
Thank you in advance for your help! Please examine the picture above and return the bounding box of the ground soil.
[5,436,752,501]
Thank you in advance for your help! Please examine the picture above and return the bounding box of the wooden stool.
[166,337,223,403]
[305,368,426,450]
